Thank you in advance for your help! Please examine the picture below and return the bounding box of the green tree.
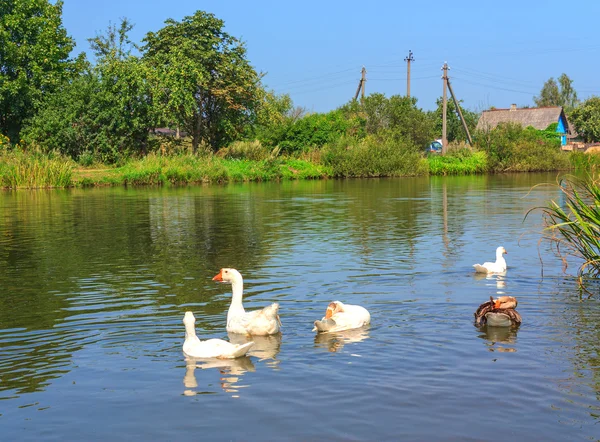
[558,73,578,110]
[0,0,81,142]
[87,19,156,159]
[430,97,478,144]
[534,73,578,110]
[23,19,157,162]
[142,10,263,153]
[345,93,434,148]
[570,96,600,142]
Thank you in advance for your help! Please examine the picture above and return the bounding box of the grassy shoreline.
[1,149,598,189]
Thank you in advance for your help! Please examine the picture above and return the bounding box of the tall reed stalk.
[533,175,600,296]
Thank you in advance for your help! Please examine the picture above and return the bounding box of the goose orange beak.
[325,305,335,319]
[212,269,223,281]
[494,300,502,309]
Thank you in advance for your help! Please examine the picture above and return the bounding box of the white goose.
[182,311,254,359]
[473,246,508,274]
[313,301,371,333]
[212,268,281,336]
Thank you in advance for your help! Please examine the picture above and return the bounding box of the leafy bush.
[321,135,427,177]
[474,123,569,172]
[275,110,352,154]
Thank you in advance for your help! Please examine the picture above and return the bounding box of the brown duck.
[474,296,521,327]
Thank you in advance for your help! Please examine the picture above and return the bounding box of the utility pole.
[404,50,414,98]
[354,66,367,101]
[442,62,448,154]
[446,79,473,145]
[361,66,366,100]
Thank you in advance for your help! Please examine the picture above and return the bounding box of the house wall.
[557,117,567,145]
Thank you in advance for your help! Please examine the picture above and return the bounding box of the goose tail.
[229,341,254,358]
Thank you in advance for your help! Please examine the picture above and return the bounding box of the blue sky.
[61,0,600,113]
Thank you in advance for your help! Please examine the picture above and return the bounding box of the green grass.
[427,150,488,175]
[0,151,74,188]
[2,147,597,189]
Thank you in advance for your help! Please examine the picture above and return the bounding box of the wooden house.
[476,105,571,145]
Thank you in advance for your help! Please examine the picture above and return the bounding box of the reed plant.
[0,150,74,188]
[532,175,600,295]
[569,151,600,172]
[216,140,274,161]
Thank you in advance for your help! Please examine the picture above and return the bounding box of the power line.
[451,76,538,95]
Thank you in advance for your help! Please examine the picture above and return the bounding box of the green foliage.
[535,175,600,291]
[474,122,570,172]
[427,150,488,175]
[345,94,434,148]
[430,97,479,144]
[96,153,329,185]
[0,150,74,188]
[570,96,600,142]
[321,135,427,178]
[534,73,578,110]
[569,151,600,172]
[142,10,263,153]
[0,0,82,142]
[22,20,157,163]
[217,140,274,161]
[248,90,295,146]
[276,110,352,154]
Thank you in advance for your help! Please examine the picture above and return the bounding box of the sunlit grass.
[0,151,74,188]
[427,150,488,175]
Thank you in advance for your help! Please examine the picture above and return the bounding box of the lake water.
[1,173,599,441]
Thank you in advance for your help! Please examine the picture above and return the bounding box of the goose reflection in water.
[228,332,282,369]
[313,326,370,353]
[473,271,507,292]
[183,356,255,397]
[477,325,519,353]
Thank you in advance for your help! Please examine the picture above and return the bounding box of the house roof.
[476,106,570,133]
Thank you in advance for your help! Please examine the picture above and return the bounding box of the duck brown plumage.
[474,296,522,327]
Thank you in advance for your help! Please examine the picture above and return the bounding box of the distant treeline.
[2,2,600,187]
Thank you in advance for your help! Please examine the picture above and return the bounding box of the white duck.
[182,311,254,359]
[313,301,371,333]
[212,268,281,336]
[473,246,508,274]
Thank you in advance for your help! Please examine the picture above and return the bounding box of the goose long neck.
[184,321,197,340]
[228,277,245,314]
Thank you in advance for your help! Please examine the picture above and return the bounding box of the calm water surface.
[1,174,599,441]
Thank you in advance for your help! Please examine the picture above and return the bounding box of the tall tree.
[534,73,578,110]
[534,78,561,107]
[570,96,600,142]
[23,19,156,162]
[142,11,262,152]
[558,73,578,110]
[0,0,80,142]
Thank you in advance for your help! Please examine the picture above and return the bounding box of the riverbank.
[1,148,597,189]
